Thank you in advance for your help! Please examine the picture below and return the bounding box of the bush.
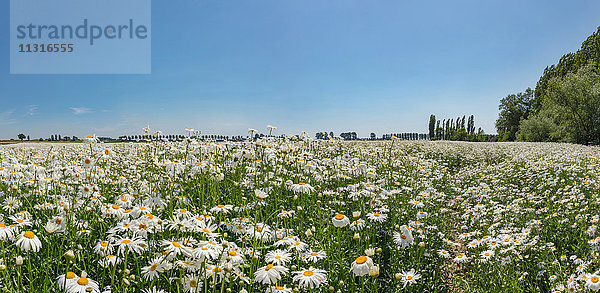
[516,115,557,142]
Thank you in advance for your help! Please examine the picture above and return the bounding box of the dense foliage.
[495,88,534,141]
[497,26,600,145]
[535,27,600,109]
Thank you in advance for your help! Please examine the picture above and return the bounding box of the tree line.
[428,114,490,141]
[496,26,600,144]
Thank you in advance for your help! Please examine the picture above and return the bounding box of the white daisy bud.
[64,250,75,260]
[369,265,380,277]
[224,263,233,272]
[15,256,23,266]
[305,229,312,238]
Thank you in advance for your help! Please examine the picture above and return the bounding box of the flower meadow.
[0,139,600,293]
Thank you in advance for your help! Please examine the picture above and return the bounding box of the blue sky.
[1,0,600,139]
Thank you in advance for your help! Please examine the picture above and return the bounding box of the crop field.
[0,140,599,293]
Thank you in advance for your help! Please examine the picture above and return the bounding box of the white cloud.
[0,110,16,125]
[25,105,38,116]
[70,107,93,115]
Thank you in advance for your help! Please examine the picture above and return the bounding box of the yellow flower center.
[66,272,75,279]
[189,280,197,287]
[228,251,237,256]
[217,205,225,208]
[101,242,109,247]
[265,264,274,271]
[172,241,181,248]
[77,277,89,286]
[202,228,211,233]
[356,256,367,264]
[24,231,35,239]
[592,276,599,283]
[334,214,345,220]
[150,264,158,271]
[121,239,132,244]
[303,270,314,276]
[407,275,413,280]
